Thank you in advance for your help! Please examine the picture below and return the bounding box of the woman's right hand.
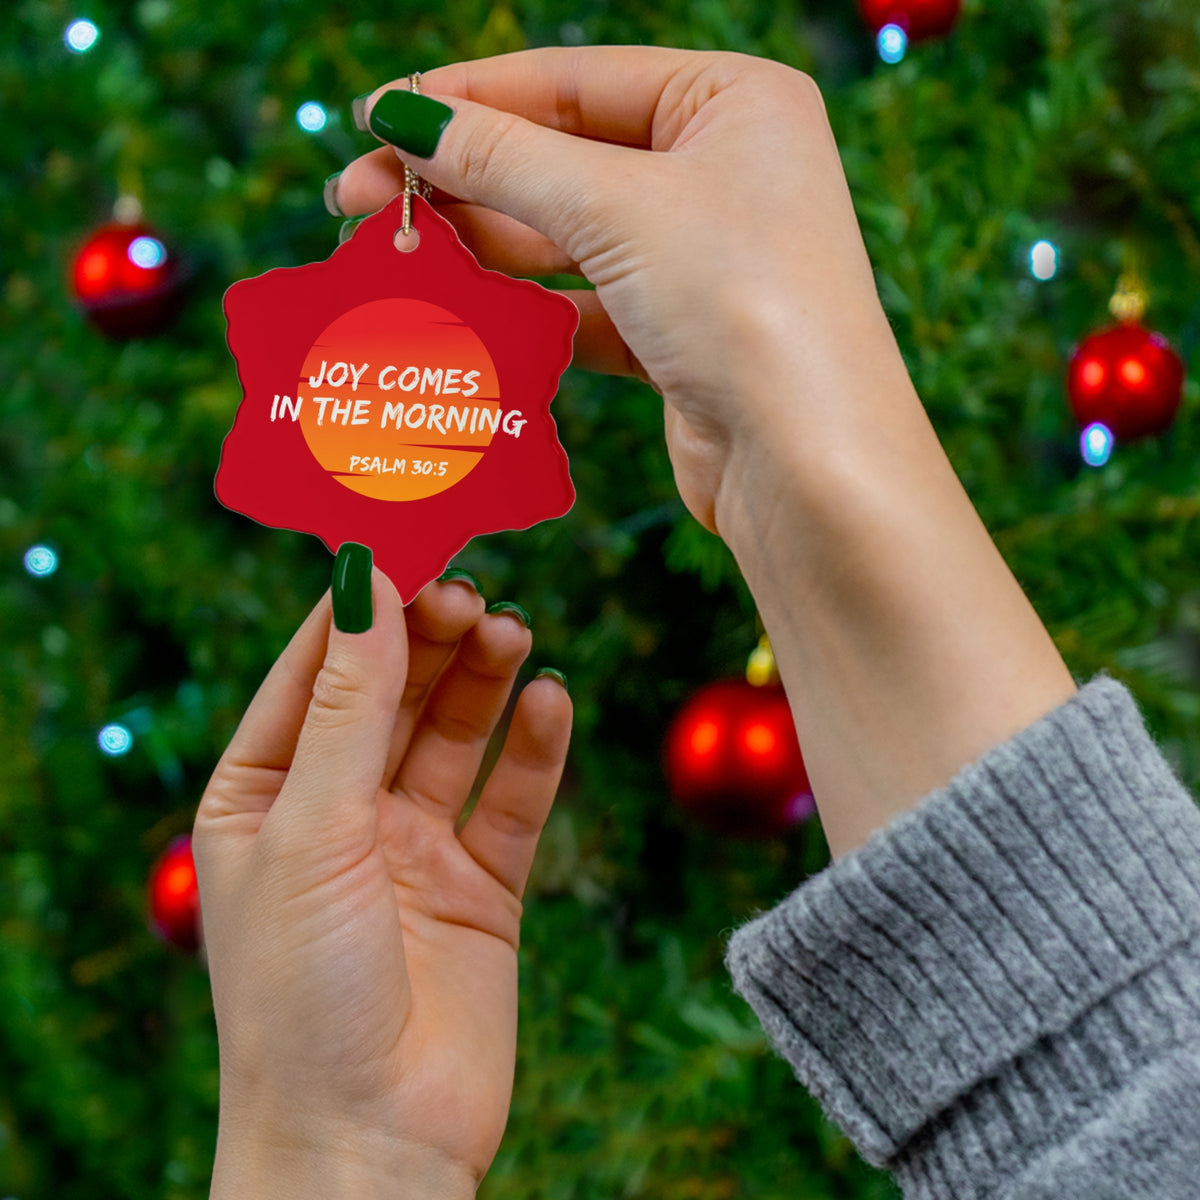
[334,47,906,535]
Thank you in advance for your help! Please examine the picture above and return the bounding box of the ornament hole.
[393,228,421,254]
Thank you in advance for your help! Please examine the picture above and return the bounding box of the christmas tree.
[2,1,1198,1197]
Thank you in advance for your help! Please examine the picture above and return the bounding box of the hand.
[193,568,571,1198]
[336,49,1075,857]
[334,47,897,534]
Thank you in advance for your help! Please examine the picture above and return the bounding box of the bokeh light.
[23,545,58,577]
[1080,422,1114,467]
[98,724,134,756]
[127,236,167,269]
[65,19,100,53]
[296,101,328,132]
[878,24,907,63]
[1030,239,1058,280]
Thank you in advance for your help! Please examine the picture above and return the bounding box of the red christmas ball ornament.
[858,0,961,41]
[71,221,184,338]
[1067,322,1185,442]
[148,835,201,952]
[664,679,814,838]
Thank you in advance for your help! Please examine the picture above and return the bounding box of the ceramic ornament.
[218,192,578,601]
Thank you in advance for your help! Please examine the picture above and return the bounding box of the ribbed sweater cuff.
[724,677,1200,1179]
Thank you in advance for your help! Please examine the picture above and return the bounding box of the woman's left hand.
[193,566,571,1200]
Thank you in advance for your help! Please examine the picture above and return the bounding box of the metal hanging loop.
[401,72,433,238]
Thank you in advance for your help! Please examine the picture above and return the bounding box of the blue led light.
[65,19,100,53]
[23,545,58,577]
[127,236,167,269]
[1080,422,1114,468]
[878,24,908,64]
[98,724,134,756]
[296,102,328,133]
[1030,239,1058,281]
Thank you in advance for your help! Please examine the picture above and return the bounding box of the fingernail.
[338,216,364,244]
[535,667,568,692]
[323,171,343,217]
[332,542,373,633]
[486,600,531,628]
[437,567,482,593]
[368,88,453,159]
[351,92,371,133]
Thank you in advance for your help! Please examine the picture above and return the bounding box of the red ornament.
[148,835,201,952]
[71,221,184,338]
[1067,322,1185,442]
[858,0,960,40]
[218,192,577,602]
[664,679,814,839]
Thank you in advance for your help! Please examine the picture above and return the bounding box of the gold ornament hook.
[746,634,779,687]
[1109,246,1148,324]
[401,73,433,239]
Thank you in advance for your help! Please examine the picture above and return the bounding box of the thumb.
[363,85,632,264]
[271,543,407,853]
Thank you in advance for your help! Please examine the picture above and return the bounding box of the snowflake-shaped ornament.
[218,193,578,601]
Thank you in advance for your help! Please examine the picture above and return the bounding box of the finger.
[458,673,572,899]
[332,146,581,275]
[382,574,487,786]
[271,561,409,852]
[418,46,710,146]
[360,78,642,260]
[193,592,335,899]
[196,592,334,827]
[391,608,533,824]
[339,44,705,222]
[432,204,580,277]
[330,145,461,215]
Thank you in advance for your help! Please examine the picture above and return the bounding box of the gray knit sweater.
[725,677,1200,1198]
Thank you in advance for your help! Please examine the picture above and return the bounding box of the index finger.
[376,45,708,149]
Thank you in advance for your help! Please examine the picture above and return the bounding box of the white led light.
[1030,239,1058,281]
[23,545,58,577]
[296,102,328,133]
[98,723,134,756]
[128,236,167,269]
[878,24,907,64]
[1080,422,1114,468]
[65,19,100,53]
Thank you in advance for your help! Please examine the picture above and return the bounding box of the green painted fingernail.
[332,542,373,633]
[338,216,364,245]
[351,92,371,133]
[323,171,343,217]
[535,667,568,692]
[368,88,453,159]
[437,567,482,593]
[486,600,531,628]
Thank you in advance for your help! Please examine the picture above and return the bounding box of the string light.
[98,724,133,756]
[1029,240,1058,281]
[64,19,100,53]
[23,545,58,577]
[296,102,328,133]
[878,24,908,63]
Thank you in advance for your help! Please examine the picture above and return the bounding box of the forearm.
[713,310,1075,858]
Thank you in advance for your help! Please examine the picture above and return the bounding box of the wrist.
[711,297,926,562]
[709,315,1074,858]
[210,1109,478,1200]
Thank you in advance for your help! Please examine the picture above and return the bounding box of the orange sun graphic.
[218,194,578,601]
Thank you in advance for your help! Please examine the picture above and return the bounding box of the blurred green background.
[2,0,1200,1196]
